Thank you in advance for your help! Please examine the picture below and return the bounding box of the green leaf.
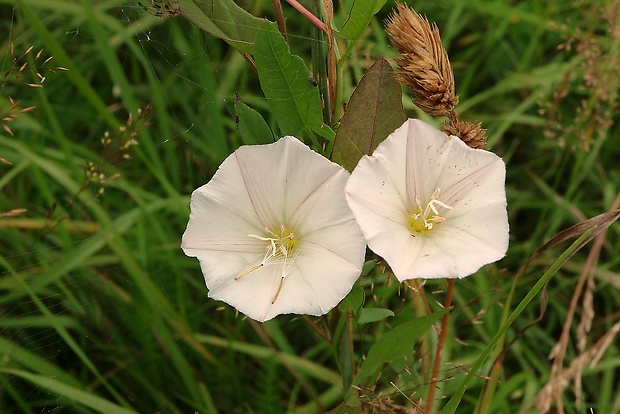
[0,369,137,414]
[339,0,387,41]
[254,22,324,137]
[338,282,365,314]
[234,100,275,145]
[177,0,266,53]
[333,58,406,171]
[362,260,376,274]
[310,124,336,143]
[353,311,444,386]
[357,308,394,324]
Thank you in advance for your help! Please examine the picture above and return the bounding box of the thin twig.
[426,278,454,414]
[271,0,287,40]
[284,0,327,33]
[323,0,336,123]
[301,315,332,343]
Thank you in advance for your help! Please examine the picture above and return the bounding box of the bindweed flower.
[345,119,508,281]
[182,137,366,322]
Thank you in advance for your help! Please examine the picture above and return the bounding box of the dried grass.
[385,4,488,148]
[530,193,620,414]
[385,4,457,118]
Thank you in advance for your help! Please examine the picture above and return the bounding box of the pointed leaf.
[254,23,324,137]
[353,311,444,386]
[0,369,137,414]
[357,308,394,324]
[234,100,275,145]
[338,282,365,314]
[339,0,387,41]
[177,0,266,53]
[333,58,406,171]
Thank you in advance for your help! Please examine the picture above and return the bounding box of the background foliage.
[1,0,619,413]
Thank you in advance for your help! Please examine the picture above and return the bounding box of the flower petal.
[290,168,360,235]
[346,118,509,281]
[283,232,365,315]
[344,154,409,227]
[404,119,452,207]
[234,136,347,228]
[181,189,264,256]
[182,136,366,321]
[194,219,365,322]
[432,135,506,211]
[202,254,288,322]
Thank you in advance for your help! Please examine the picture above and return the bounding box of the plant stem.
[285,0,328,33]
[426,278,454,414]
[271,0,287,40]
[322,0,336,123]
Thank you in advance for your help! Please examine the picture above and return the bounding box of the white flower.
[181,137,366,322]
[344,119,508,281]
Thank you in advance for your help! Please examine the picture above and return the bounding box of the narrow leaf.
[254,23,324,137]
[357,308,394,324]
[0,369,137,414]
[353,311,444,386]
[333,58,406,171]
[177,0,266,53]
[234,100,275,145]
[531,208,620,260]
[339,0,387,41]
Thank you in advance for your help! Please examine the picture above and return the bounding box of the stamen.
[235,263,263,280]
[272,277,285,303]
[236,224,299,304]
[408,188,453,234]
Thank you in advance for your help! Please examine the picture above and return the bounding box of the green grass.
[1,0,619,413]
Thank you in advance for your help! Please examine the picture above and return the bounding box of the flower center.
[249,224,298,263]
[407,188,453,235]
[235,224,298,303]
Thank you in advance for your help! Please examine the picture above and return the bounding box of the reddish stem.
[426,278,455,414]
[284,0,328,33]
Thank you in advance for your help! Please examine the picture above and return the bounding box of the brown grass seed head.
[443,120,488,149]
[386,4,459,117]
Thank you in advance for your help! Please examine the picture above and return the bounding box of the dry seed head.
[0,208,28,218]
[443,120,488,149]
[386,4,458,117]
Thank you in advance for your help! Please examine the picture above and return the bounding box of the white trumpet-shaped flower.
[182,137,366,322]
[345,119,508,281]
